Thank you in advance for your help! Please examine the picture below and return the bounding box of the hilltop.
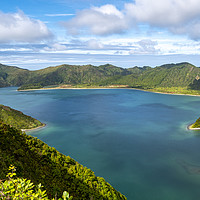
[0,63,131,90]
[1,62,200,95]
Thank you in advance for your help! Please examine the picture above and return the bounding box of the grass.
[147,87,200,96]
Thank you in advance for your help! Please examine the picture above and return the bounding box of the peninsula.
[0,104,45,130]
[188,117,200,130]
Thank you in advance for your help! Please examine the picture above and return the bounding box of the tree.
[0,165,72,200]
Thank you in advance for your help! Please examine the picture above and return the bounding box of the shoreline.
[21,123,46,132]
[18,86,200,97]
[17,86,200,132]
[17,85,130,91]
[146,90,200,97]
[187,123,200,131]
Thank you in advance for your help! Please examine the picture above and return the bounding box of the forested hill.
[102,62,200,89]
[0,121,126,199]
[0,64,29,87]
[0,104,44,130]
[0,63,132,89]
[1,62,200,93]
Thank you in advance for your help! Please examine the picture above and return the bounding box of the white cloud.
[92,4,124,19]
[125,0,200,40]
[63,0,200,40]
[45,14,74,17]
[125,0,200,26]
[87,39,104,49]
[63,4,129,35]
[44,43,67,51]
[0,10,53,43]
[129,39,160,55]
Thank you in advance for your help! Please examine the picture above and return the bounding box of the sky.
[1,0,200,70]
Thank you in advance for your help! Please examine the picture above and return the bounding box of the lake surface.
[1,87,200,199]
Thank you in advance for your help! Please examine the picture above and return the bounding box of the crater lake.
[1,87,200,200]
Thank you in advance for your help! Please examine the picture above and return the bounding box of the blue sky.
[1,0,200,69]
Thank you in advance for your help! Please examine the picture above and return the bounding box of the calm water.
[1,87,200,199]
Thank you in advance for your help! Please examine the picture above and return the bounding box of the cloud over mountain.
[0,10,53,43]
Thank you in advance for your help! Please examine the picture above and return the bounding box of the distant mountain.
[0,63,132,89]
[0,64,30,87]
[1,62,200,92]
[105,62,200,89]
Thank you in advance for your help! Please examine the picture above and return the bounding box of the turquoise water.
[1,87,200,199]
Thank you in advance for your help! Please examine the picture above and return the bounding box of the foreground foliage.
[0,122,126,200]
[1,165,48,199]
[0,165,73,200]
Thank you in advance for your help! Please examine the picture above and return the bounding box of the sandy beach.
[187,123,200,130]
[18,85,200,97]
[21,123,46,132]
[18,85,129,91]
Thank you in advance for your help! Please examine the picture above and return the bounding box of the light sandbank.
[21,123,46,132]
[18,86,200,97]
[187,124,200,130]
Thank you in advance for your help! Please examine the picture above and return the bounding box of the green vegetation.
[0,121,126,199]
[99,62,200,95]
[3,61,200,197]
[16,62,200,95]
[190,117,200,129]
[0,165,73,200]
[1,62,200,95]
[0,63,131,89]
[0,104,44,130]
[18,83,44,90]
[0,64,30,87]
[147,87,200,95]
[1,165,49,200]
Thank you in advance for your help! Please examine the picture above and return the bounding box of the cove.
[1,87,200,200]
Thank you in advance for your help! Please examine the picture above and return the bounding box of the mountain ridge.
[1,62,200,94]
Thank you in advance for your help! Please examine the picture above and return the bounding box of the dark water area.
[1,87,200,199]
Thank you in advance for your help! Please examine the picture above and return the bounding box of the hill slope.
[0,63,132,89]
[18,62,200,92]
[1,62,200,93]
[0,122,126,199]
[0,64,30,87]
[0,104,44,130]
[99,62,200,88]
[0,104,44,129]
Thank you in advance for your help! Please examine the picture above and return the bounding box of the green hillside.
[99,62,200,88]
[0,104,44,130]
[1,62,200,94]
[190,117,200,129]
[0,64,30,87]
[18,62,200,92]
[0,122,126,199]
[0,63,132,89]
